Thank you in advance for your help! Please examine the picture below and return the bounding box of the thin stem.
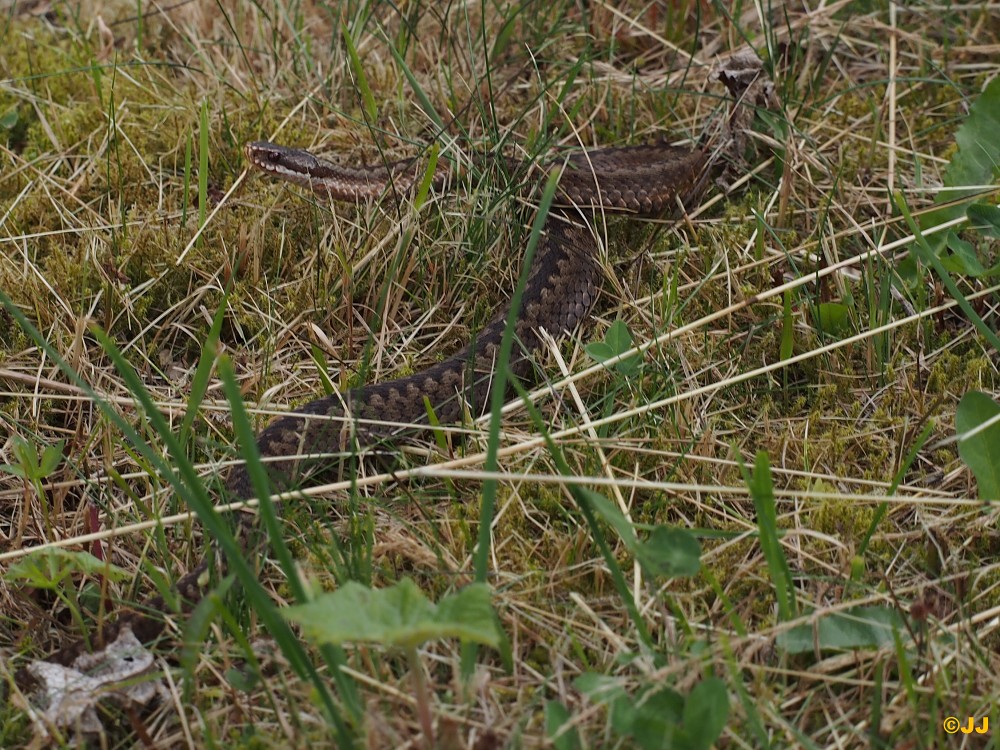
[406,645,434,749]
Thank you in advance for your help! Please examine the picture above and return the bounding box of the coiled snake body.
[36,58,772,669]
[229,141,709,500]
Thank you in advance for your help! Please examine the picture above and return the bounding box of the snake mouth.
[245,140,327,184]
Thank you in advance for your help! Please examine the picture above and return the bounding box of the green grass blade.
[178,294,228,445]
[217,356,364,729]
[858,420,935,558]
[474,167,560,583]
[460,167,561,680]
[740,451,796,621]
[412,142,439,210]
[779,289,794,361]
[341,23,377,124]
[388,42,445,132]
[198,99,209,244]
[896,191,1000,353]
[510,375,655,652]
[182,132,192,226]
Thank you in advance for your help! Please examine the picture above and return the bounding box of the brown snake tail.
[30,56,774,675]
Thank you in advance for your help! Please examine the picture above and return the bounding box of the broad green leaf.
[813,302,851,337]
[682,678,730,750]
[284,579,500,650]
[584,490,699,579]
[12,437,40,476]
[939,232,986,276]
[633,526,701,578]
[575,675,726,750]
[0,110,17,129]
[631,687,684,750]
[920,76,1000,242]
[604,320,634,357]
[225,666,260,693]
[545,700,582,750]
[776,605,906,654]
[967,204,1000,238]
[5,548,130,589]
[582,488,638,545]
[38,441,65,476]
[574,672,627,704]
[586,320,640,375]
[586,342,615,364]
[956,391,1000,500]
[0,462,26,479]
[609,693,638,740]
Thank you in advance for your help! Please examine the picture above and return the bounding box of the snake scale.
[33,58,772,673]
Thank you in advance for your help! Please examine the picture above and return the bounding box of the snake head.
[244,140,328,187]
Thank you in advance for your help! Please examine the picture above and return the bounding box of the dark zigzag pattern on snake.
[45,140,712,665]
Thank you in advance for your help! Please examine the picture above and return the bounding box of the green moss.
[807,487,875,541]
[926,351,989,394]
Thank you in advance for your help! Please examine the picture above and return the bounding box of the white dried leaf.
[25,626,168,740]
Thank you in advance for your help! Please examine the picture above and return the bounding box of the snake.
[227,141,710,499]
[32,58,773,673]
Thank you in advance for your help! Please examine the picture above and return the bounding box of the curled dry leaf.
[95,16,116,60]
[23,626,167,740]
